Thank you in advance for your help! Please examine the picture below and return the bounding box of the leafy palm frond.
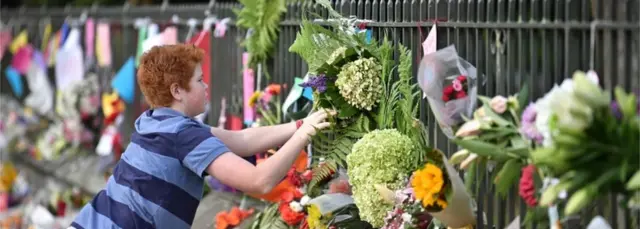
[251,203,292,229]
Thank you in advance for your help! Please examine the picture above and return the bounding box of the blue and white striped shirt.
[71,107,230,229]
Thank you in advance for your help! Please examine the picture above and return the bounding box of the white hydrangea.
[335,57,383,110]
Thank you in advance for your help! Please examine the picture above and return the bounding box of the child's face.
[183,63,209,117]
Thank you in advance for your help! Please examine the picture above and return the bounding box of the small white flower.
[401,213,412,222]
[300,195,311,206]
[289,201,303,212]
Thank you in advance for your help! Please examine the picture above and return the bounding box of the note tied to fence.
[0,31,12,62]
[421,24,437,98]
[85,18,95,66]
[11,45,33,74]
[9,30,28,54]
[243,52,255,125]
[96,23,112,67]
[163,27,178,45]
[55,28,85,91]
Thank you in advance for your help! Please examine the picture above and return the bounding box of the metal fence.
[2,0,640,228]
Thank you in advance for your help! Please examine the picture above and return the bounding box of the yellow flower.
[411,163,445,207]
[306,204,325,229]
[248,91,263,107]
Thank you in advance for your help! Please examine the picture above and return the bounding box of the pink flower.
[519,164,538,207]
[452,79,463,91]
[489,95,508,114]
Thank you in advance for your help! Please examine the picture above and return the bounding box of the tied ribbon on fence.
[355,22,372,44]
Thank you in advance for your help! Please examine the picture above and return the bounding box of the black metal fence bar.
[1,0,639,228]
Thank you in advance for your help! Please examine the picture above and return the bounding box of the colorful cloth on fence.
[71,107,231,229]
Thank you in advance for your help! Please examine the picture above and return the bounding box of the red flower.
[301,170,313,183]
[287,167,303,187]
[519,164,538,207]
[280,189,304,203]
[443,85,455,95]
[329,179,352,195]
[457,75,467,82]
[455,90,467,99]
[279,202,305,226]
[442,94,451,102]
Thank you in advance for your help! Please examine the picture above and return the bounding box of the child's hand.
[298,109,336,137]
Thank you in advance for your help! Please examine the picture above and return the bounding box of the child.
[70,44,332,229]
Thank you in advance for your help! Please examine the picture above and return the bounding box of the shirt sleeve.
[176,124,231,177]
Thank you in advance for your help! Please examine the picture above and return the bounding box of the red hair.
[137,44,204,108]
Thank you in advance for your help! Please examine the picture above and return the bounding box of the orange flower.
[215,207,254,229]
[280,189,303,203]
[266,84,282,95]
[411,163,446,208]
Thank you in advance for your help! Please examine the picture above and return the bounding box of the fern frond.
[235,0,287,72]
[308,159,339,189]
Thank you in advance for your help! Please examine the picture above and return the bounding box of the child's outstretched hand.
[298,109,336,137]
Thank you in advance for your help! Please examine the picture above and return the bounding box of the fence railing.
[2,0,639,228]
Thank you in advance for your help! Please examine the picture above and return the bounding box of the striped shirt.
[71,107,231,229]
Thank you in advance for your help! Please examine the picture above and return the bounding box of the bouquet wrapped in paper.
[417,46,479,138]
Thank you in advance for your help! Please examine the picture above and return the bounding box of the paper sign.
[85,18,95,66]
[55,28,84,91]
[111,57,136,104]
[0,31,12,62]
[11,45,33,74]
[188,31,211,87]
[422,24,437,98]
[59,23,70,47]
[96,23,112,67]
[47,31,61,66]
[9,30,28,54]
[4,67,23,97]
[242,52,255,125]
[135,27,148,66]
[41,23,52,51]
[163,27,178,45]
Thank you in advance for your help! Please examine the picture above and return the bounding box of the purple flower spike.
[300,74,329,93]
[611,102,623,120]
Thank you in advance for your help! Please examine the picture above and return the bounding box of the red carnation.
[443,85,455,95]
[286,167,303,187]
[455,90,467,99]
[519,164,538,207]
[442,94,451,102]
[457,75,467,82]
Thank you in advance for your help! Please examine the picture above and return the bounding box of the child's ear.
[170,83,182,101]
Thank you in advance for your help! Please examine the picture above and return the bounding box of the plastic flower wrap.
[346,129,415,227]
[417,45,479,138]
[530,70,640,215]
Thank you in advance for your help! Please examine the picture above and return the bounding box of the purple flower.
[611,102,623,120]
[300,74,329,93]
[520,103,544,144]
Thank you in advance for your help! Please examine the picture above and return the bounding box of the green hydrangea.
[346,129,415,227]
[335,57,383,110]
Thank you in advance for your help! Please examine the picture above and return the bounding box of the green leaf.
[516,82,530,114]
[338,103,359,118]
[626,170,640,190]
[452,139,512,160]
[615,87,638,120]
[494,159,523,197]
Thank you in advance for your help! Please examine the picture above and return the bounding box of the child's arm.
[205,110,332,194]
[209,122,297,157]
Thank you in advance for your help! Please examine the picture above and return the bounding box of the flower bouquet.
[250,83,285,127]
[527,71,640,215]
[417,45,479,138]
[448,88,531,197]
